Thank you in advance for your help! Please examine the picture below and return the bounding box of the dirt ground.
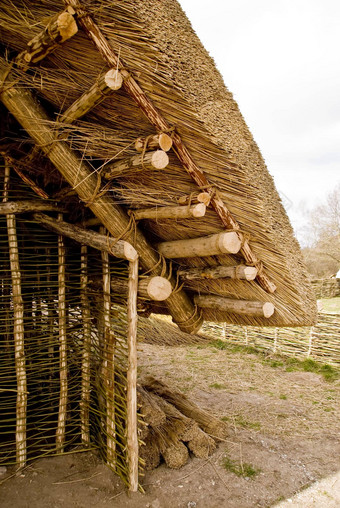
[1,341,340,508]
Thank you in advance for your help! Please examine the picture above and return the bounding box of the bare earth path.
[1,342,340,507]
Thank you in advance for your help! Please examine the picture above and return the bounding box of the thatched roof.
[0,0,316,330]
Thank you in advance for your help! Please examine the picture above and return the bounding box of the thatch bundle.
[0,0,316,330]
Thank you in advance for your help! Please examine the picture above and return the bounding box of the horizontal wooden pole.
[59,69,123,124]
[178,264,258,281]
[101,275,172,301]
[64,0,276,294]
[15,7,78,67]
[0,201,63,215]
[194,294,275,318]
[157,231,242,259]
[135,133,173,153]
[104,150,169,180]
[131,203,206,221]
[33,212,137,261]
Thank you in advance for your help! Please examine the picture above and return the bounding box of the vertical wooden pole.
[4,164,27,469]
[307,326,314,358]
[80,244,91,446]
[100,227,116,469]
[56,213,68,452]
[126,257,139,491]
[273,328,278,354]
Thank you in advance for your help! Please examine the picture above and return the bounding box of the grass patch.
[222,456,261,478]
[279,394,287,400]
[209,382,226,390]
[222,415,261,431]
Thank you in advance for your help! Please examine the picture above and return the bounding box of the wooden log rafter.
[178,264,258,281]
[63,0,276,294]
[157,231,242,259]
[130,203,206,221]
[59,69,123,124]
[0,201,63,215]
[33,212,138,261]
[15,7,78,68]
[194,294,275,318]
[104,149,169,180]
[135,133,173,153]
[0,58,202,334]
[91,274,172,301]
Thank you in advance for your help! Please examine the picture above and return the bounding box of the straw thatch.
[0,0,316,332]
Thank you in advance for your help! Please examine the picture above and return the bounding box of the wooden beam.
[92,275,172,301]
[0,60,202,334]
[104,150,169,180]
[59,69,123,124]
[178,264,258,281]
[126,257,139,491]
[0,201,63,215]
[131,203,206,221]
[157,232,242,259]
[64,0,276,294]
[178,192,211,207]
[194,294,275,318]
[15,7,78,68]
[135,133,173,153]
[33,212,137,261]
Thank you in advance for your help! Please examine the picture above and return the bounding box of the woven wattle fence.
[312,279,340,299]
[201,313,340,367]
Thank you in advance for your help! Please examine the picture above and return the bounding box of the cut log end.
[150,150,169,170]
[123,241,138,262]
[241,266,258,280]
[219,231,242,254]
[192,203,206,218]
[57,11,78,41]
[143,276,172,301]
[104,69,123,91]
[263,302,275,318]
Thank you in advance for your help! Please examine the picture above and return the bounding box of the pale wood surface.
[178,264,258,281]
[194,294,275,318]
[132,203,206,221]
[104,150,169,180]
[80,245,91,446]
[0,200,62,214]
[135,133,173,152]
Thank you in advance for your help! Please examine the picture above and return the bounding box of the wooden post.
[0,201,63,215]
[4,164,27,469]
[131,203,206,221]
[100,227,116,469]
[56,213,68,452]
[62,0,276,294]
[194,294,275,318]
[178,264,258,281]
[80,245,91,446]
[104,150,169,180]
[0,61,203,334]
[126,257,139,491]
[15,7,78,67]
[106,275,172,301]
[59,69,123,124]
[157,231,242,259]
[33,212,137,261]
[135,133,173,152]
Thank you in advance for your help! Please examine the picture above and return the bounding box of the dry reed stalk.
[100,227,116,469]
[56,213,68,452]
[126,256,139,491]
[4,164,27,469]
[80,244,91,446]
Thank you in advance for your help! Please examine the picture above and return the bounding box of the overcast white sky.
[178,0,340,241]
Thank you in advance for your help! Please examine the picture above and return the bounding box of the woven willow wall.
[202,313,340,367]
[0,175,136,486]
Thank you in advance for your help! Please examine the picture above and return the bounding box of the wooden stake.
[0,61,202,334]
[63,0,275,293]
[4,165,27,469]
[56,213,68,452]
[33,212,137,261]
[15,7,78,68]
[194,294,275,318]
[178,264,258,281]
[59,69,123,124]
[100,227,116,469]
[126,257,139,491]
[80,245,91,446]
[104,150,169,180]
[0,201,63,215]
[135,133,173,152]
[131,203,206,221]
[157,231,242,259]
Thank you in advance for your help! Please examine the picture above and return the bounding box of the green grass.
[222,456,261,478]
[221,415,261,431]
[320,297,340,314]
[209,382,226,390]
